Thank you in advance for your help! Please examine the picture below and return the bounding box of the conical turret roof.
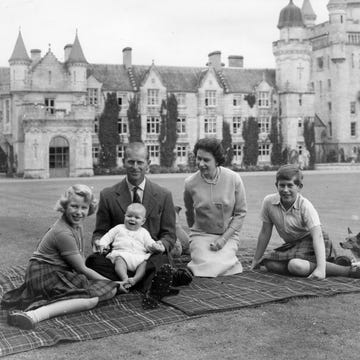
[278,0,305,29]
[67,32,87,64]
[302,0,316,18]
[9,31,31,63]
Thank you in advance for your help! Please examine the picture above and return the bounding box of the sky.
[0,0,329,69]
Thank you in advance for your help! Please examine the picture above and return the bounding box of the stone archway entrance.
[49,136,69,178]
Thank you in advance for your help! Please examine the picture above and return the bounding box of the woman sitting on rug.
[251,164,360,279]
[2,184,124,330]
[183,138,247,277]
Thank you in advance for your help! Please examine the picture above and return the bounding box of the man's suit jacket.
[92,178,176,253]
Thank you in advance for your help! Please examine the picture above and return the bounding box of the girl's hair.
[193,138,226,166]
[55,184,98,216]
[276,164,303,186]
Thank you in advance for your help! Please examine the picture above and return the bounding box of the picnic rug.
[2,257,360,357]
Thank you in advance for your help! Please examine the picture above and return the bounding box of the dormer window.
[147,89,159,106]
[205,90,216,107]
[258,92,270,108]
[87,88,98,106]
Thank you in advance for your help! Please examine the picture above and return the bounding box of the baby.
[95,203,165,288]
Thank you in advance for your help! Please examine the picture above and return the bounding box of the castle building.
[0,0,359,178]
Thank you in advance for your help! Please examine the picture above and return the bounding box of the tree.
[242,117,259,166]
[159,94,178,167]
[98,92,120,169]
[127,95,142,142]
[304,117,316,169]
[221,121,233,166]
[269,115,283,165]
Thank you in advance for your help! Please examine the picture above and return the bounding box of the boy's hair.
[126,203,147,218]
[276,164,303,186]
[55,184,98,216]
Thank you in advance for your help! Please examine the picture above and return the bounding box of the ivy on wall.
[242,116,259,166]
[269,115,283,165]
[98,92,120,169]
[221,121,233,166]
[304,117,316,169]
[127,95,142,142]
[245,93,256,108]
[159,94,178,167]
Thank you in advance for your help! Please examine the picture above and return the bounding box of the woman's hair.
[55,184,98,216]
[276,164,303,186]
[193,138,226,166]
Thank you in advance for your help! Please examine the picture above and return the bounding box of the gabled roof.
[9,31,31,63]
[220,68,276,93]
[87,64,133,91]
[87,63,276,94]
[67,33,87,64]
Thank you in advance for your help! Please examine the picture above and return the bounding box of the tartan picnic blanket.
[2,257,360,357]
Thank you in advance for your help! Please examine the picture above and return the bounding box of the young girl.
[2,184,122,330]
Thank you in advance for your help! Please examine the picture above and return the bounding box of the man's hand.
[250,260,261,270]
[149,241,165,253]
[92,240,108,254]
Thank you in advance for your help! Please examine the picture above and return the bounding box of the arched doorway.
[49,136,69,178]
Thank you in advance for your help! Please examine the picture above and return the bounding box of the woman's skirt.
[261,232,333,263]
[187,231,243,277]
[1,260,119,311]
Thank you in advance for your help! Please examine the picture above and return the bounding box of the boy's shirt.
[260,193,321,242]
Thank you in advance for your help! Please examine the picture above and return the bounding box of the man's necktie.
[132,187,141,203]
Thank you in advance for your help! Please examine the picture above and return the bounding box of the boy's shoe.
[334,256,352,267]
[8,311,35,330]
[172,268,193,287]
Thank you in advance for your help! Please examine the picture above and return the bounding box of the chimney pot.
[208,51,222,69]
[30,49,41,63]
[228,55,244,68]
[123,47,132,69]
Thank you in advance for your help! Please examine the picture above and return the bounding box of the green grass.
[1,171,360,359]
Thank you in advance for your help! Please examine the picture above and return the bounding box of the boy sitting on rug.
[2,185,123,330]
[251,164,360,280]
[94,203,165,289]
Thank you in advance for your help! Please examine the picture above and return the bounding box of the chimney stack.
[228,55,244,68]
[207,51,222,69]
[30,49,41,63]
[64,44,73,62]
[123,47,132,69]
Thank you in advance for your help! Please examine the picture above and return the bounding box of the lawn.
[1,170,360,359]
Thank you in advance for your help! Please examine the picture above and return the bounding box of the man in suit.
[86,142,191,308]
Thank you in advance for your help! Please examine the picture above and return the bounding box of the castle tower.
[8,30,31,91]
[302,0,316,27]
[273,0,314,151]
[66,32,87,92]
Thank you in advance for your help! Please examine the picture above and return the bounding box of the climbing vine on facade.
[303,117,316,169]
[242,116,259,166]
[127,95,142,142]
[221,121,233,166]
[269,115,283,165]
[245,93,256,108]
[98,92,120,169]
[159,94,178,167]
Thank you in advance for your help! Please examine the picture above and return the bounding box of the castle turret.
[302,0,316,27]
[66,32,87,91]
[273,0,314,151]
[327,0,346,62]
[9,30,31,91]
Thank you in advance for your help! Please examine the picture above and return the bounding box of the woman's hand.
[149,241,165,254]
[251,259,261,270]
[210,237,227,251]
